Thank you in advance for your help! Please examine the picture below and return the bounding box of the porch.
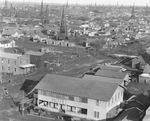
[19,64,36,75]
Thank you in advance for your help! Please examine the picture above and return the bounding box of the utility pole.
[22,91,24,116]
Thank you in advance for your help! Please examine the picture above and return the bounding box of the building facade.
[26,51,49,68]
[0,51,35,75]
[32,74,124,120]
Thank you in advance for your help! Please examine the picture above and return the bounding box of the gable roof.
[34,74,121,101]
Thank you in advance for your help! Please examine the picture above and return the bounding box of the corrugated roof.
[34,74,121,101]
[95,70,126,79]
[0,51,22,59]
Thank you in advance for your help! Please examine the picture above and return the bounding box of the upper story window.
[2,66,4,70]
[8,59,10,64]
[112,97,113,104]
[96,100,99,106]
[115,95,117,101]
[74,97,81,102]
[8,67,10,71]
[82,97,88,103]
[118,92,120,99]
[1,59,4,63]
[14,60,17,65]
[69,95,74,101]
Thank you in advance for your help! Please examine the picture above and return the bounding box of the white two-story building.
[32,74,124,120]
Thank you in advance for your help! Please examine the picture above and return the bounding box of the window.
[49,102,55,108]
[112,97,113,104]
[54,103,58,109]
[14,68,16,72]
[2,66,4,70]
[72,106,76,112]
[62,95,69,100]
[118,92,120,99]
[69,96,74,101]
[81,108,87,115]
[8,59,10,64]
[74,97,80,102]
[14,60,17,65]
[67,105,72,111]
[8,67,10,71]
[39,100,48,107]
[77,107,87,115]
[96,100,99,106]
[94,111,99,118]
[1,59,3,63]
[82,97,88,103]
[115,95,117,101]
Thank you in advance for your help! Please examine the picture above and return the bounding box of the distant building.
[46,39,76,47]
[0,38,15,48]
[0,51,35,75]
[139,64,150,84]
[94,69,131,86]
[146,47,150,54]
[30,74,124,120]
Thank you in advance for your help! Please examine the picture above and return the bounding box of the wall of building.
[139,76,150,84]
[106,86,124,118]
[0,54,30,75]
[37,90,108,120]
[30,55,42,68]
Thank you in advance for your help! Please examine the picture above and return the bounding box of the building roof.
[82,74,124,84]
[0,51,22,59]
[26,50,44,56]
[34,74,121,101]
[141,53,150,65]
[98,64,122,71]
[95,70,126,79]
[19,64,36,68]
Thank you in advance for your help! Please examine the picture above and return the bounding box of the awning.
[20,64,36,68]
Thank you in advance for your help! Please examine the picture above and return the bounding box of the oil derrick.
[57,5,68,40]
[130,5,135,19]
[4,0,8,9]
[3,0,9,16]
[9,3,14,17]
[145,4,149,16]
[39,0,44,23]
[43,5,49,24]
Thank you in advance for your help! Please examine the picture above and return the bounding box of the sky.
[1,0,150,6]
